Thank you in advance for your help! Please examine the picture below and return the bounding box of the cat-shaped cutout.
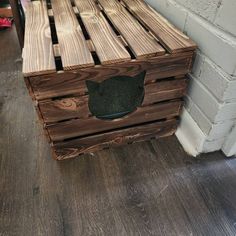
[86,71,146,120]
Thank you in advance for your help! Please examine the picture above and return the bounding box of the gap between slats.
[97,0,166,59]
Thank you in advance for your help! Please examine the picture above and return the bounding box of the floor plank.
[1,27,236,236]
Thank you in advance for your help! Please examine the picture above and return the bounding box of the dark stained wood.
[52,119,177,160]
[20,0,195,159]
[74,0,131,64]
[9,0,25,48]
[39,95,89,123]
[98,0,165,58]
[46,101,182,141]
[50,0,94,70]
[4,27,236,236]
[0,4,12,17]
[22,1,56,76]
[143,78,187,105]
[122,0,197,53]
[38,78,186,123]
[29,52,192,100]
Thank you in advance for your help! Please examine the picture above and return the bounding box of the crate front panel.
[39,78,187,124]
[28,52,192,100]
[52,119,178,160]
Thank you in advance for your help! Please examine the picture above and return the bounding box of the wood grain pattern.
[22,1,56,76]
[52,119,177,160]
[74,0,131,64]
[50,0,94,70]
[98,0,165,58]
[5,29,236,236]
[29,52,193,100]
[122,0,197,53]
[38,79,186,123]
[46,101,182,141]
[143,78,187,105]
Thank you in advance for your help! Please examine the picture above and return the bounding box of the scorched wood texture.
[22,0,196,160]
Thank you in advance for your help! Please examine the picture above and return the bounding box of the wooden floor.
[1,27,236,236]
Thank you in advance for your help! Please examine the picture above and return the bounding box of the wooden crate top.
[22,0,196,77]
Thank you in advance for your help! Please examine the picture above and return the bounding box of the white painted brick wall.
[177,0,221,22]
[185,96,235,141]
[184,15,236,76]
[192,52,236,102]
[214,0,236,37]
[188,76,236,122]
[145,0,236,155]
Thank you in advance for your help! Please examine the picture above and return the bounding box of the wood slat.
[74,0,130,64]
[22,1,56,77]
[122,0,197,53]
[50,0,94,70]
[47,101,182,141]
[98,0,165,58]
[52,119,177,160]
[29,52,193,100]
[39,79,186,123]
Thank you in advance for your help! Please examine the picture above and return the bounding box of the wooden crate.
[22,0,196,160]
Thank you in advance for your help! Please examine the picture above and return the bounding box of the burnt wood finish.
[47,101,182,142]
[122,0,196,53]
[28,52,192,100]
[97,0,165,58]
[2,28,236,235]
[38,78,186,124]
[22,0,196,76]
[74,0,131,64]
[50,0,94,70]
[23,1,56,76]
[21,0,196,159]
[52,119,178,160]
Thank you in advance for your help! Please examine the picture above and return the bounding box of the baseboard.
[175,108,207,156]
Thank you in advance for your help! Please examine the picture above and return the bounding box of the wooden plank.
[143,78,187,105]
[122,0,197,53]
[50,0,94,70]
[47,101,182,141]
[74,0,130,64]
[38,79,186,123]
[29,52,193,100]
[0,5,12,17]
[98,0,165,59]
[22,1,56,76]
[39,96,89,123]
[52,119,178,160]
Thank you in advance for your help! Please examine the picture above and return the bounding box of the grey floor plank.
[1,27,236,236]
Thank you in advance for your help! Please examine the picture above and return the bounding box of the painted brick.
[192,55,236,101]
[186,0,220,22]
[176,108,205,156]
[188,76,236,122]
[185,96,235,140]
[176,108,226,156]
[214,0,236,37]
[222,124,236,156]
[145,0,187,31]
[202,138,225,152]
[191,50,205,77]
[184,14,236,76]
